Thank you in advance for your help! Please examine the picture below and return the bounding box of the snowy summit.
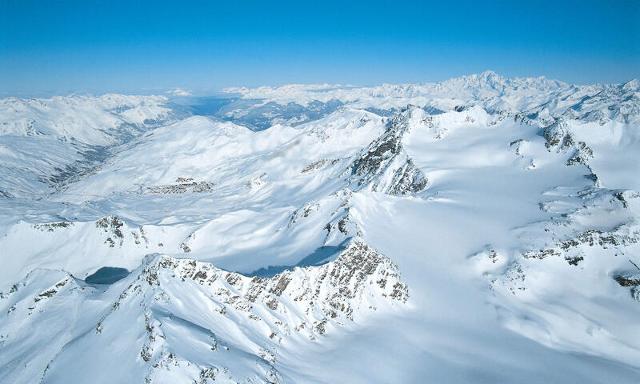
[1,71,640,383]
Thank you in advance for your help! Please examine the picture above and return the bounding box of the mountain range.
[1,71,639,383]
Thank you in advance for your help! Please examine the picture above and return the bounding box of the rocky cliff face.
[0,239,408,384]
[349,108,428,195]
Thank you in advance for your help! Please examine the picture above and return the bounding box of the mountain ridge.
[1,72,640,383]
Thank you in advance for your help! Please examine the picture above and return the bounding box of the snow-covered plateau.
[1,71,639,383]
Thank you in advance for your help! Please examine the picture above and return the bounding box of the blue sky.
[1,0,638,95]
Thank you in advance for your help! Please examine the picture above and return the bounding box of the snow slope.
[1,72,639,383]
[0,94,174,198]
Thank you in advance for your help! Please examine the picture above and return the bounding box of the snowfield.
[1,71,639,383]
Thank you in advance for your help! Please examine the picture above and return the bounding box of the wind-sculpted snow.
[2,72,640,383]
[0,240,407,384]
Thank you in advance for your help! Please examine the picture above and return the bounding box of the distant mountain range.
[1,72,639,383]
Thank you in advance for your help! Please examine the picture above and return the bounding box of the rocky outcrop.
[145,177,214,194]
[0,239,408,384]
[519,228,639,267]
[300,158,341,174]
[543,119,573,150]
[95,215,127,247]
[542,119,594,166]
[110,239,409,338]
[473,185,640,300]
[614,270,640,301]
[94,215,150,248]
[32,221,73,232]
[285,189,362,248]
[542,118,599,186]
[349,108,428,195]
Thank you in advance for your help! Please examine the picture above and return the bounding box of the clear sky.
[1,0,639,96]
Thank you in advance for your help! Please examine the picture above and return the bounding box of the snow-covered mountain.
[0,94,174,198]
[1,72,640,383]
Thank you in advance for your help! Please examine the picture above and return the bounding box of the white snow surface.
[1,72,640,383]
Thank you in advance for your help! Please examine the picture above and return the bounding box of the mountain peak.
[2,72,640,383]
[478,69,502,81]
[622,79,639,91]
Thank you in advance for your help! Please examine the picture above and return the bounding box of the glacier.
[0,71,639,383]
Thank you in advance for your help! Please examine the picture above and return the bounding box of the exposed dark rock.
[565,255,584,266]
[543,119,573,150]
[96,216,125,247]
[349,108,428,195]
[96,216,124,238]
[98,239,409,341]
[301,158,340,174]
[33,221,73,232]
[614,274,640,287]
[146,177,214,194]
[523,228,638,262]
[614,270,640,301]
[566,141,594,166]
